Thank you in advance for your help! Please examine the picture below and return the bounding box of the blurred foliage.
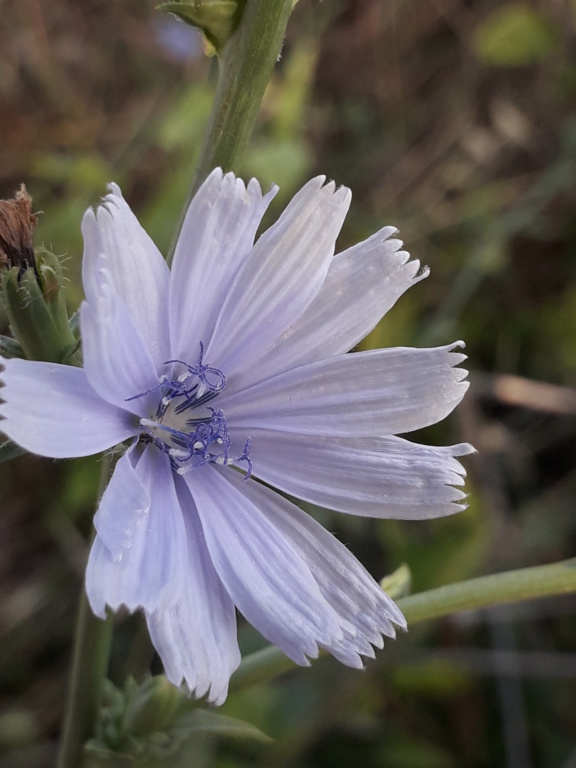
[85,677,270,767]
[473,5,558,67]
[1,0,576,767]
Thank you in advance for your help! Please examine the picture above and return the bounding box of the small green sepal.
[0,440,26,463]
[87,676,271,765]
[122,676,183,738]
[380,563,413,600]
[36,247,77,351]
[157,0,243,54]
[2,247,77,364]
[0,333,25,359]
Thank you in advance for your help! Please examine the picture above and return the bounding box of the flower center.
[126,343,252,477]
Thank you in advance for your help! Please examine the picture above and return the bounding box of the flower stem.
[56,593,113,768]
[167,0,294,266]
[56,458,115,768]
[229,558,576,693]
[398,557,576,623]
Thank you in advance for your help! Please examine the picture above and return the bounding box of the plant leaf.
[0,440,26,462]
[172,709,272,744]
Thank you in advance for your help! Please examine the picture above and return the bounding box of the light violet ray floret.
[0,168,474,705]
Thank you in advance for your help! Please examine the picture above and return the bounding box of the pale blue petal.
[147,476,240,705]
[86,445,188,616]
[235,428,473,519]
[81,283,163,417]
[91,448,149,560]
[232,228,428,390]
[169,169,278,363]
[81,185,170,367]
[221,343,469,437]
[214,469,405,667]
[0,357,135,457]
[186,466,354,666]
[206,178,351,380]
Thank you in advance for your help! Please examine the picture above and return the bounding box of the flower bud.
[0,186,77,363]
[122,676,185,738]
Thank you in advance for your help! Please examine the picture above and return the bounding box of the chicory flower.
[0,170,473,704]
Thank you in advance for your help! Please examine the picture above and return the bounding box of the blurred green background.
[1,1,576,766]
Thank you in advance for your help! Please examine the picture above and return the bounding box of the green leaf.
[90,677,271,765]
[172,709,272,744]
[0,334,25,358]
[474,4,558,67]
[380,563,412,600]
[0,440,26,462]
[122,676,184,738]
[68,309,81,339]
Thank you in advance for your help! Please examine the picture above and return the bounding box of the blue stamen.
[131,344,252,478]
[126,342,226,405]
[237,437,253,480]
[163,342,226,395]
[125,376,169,402]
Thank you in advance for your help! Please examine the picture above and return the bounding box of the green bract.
[157,0,243,54]
[2,247,77,364]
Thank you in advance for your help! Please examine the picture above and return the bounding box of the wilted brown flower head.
[0,184,38,276]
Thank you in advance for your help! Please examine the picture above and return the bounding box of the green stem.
[56,593,113,768]
[229,558,576,693]
[167,0,294,265]
[398,557,576,623]
[56,458,115,768]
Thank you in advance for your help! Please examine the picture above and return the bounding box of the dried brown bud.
[0,184,38,275]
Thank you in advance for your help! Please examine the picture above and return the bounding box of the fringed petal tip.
[99,187,131,221]
[248,177,280,203]
[168,630,241,705]
[445,443,476,486]
[166,670,232,708]
[148,620,241,708]
[379,224,400,239]
[445,343,473,401]
[80,186,123,232]
[205,167,280,203]
[299,174,352,206]
[390,606,408,634]
[445,443,477,506]
[192,166,281,207]
[86,571,166,623]
[318,601,408,671]
[335,184,352,209]
[80,184,129,235]
[82,183,125,219]
[415,262,431,281]
[105,181,122,198]
[452,496,470,515]
[451,441,477,459]
[448,445,476,488]
[447,339,467,357]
